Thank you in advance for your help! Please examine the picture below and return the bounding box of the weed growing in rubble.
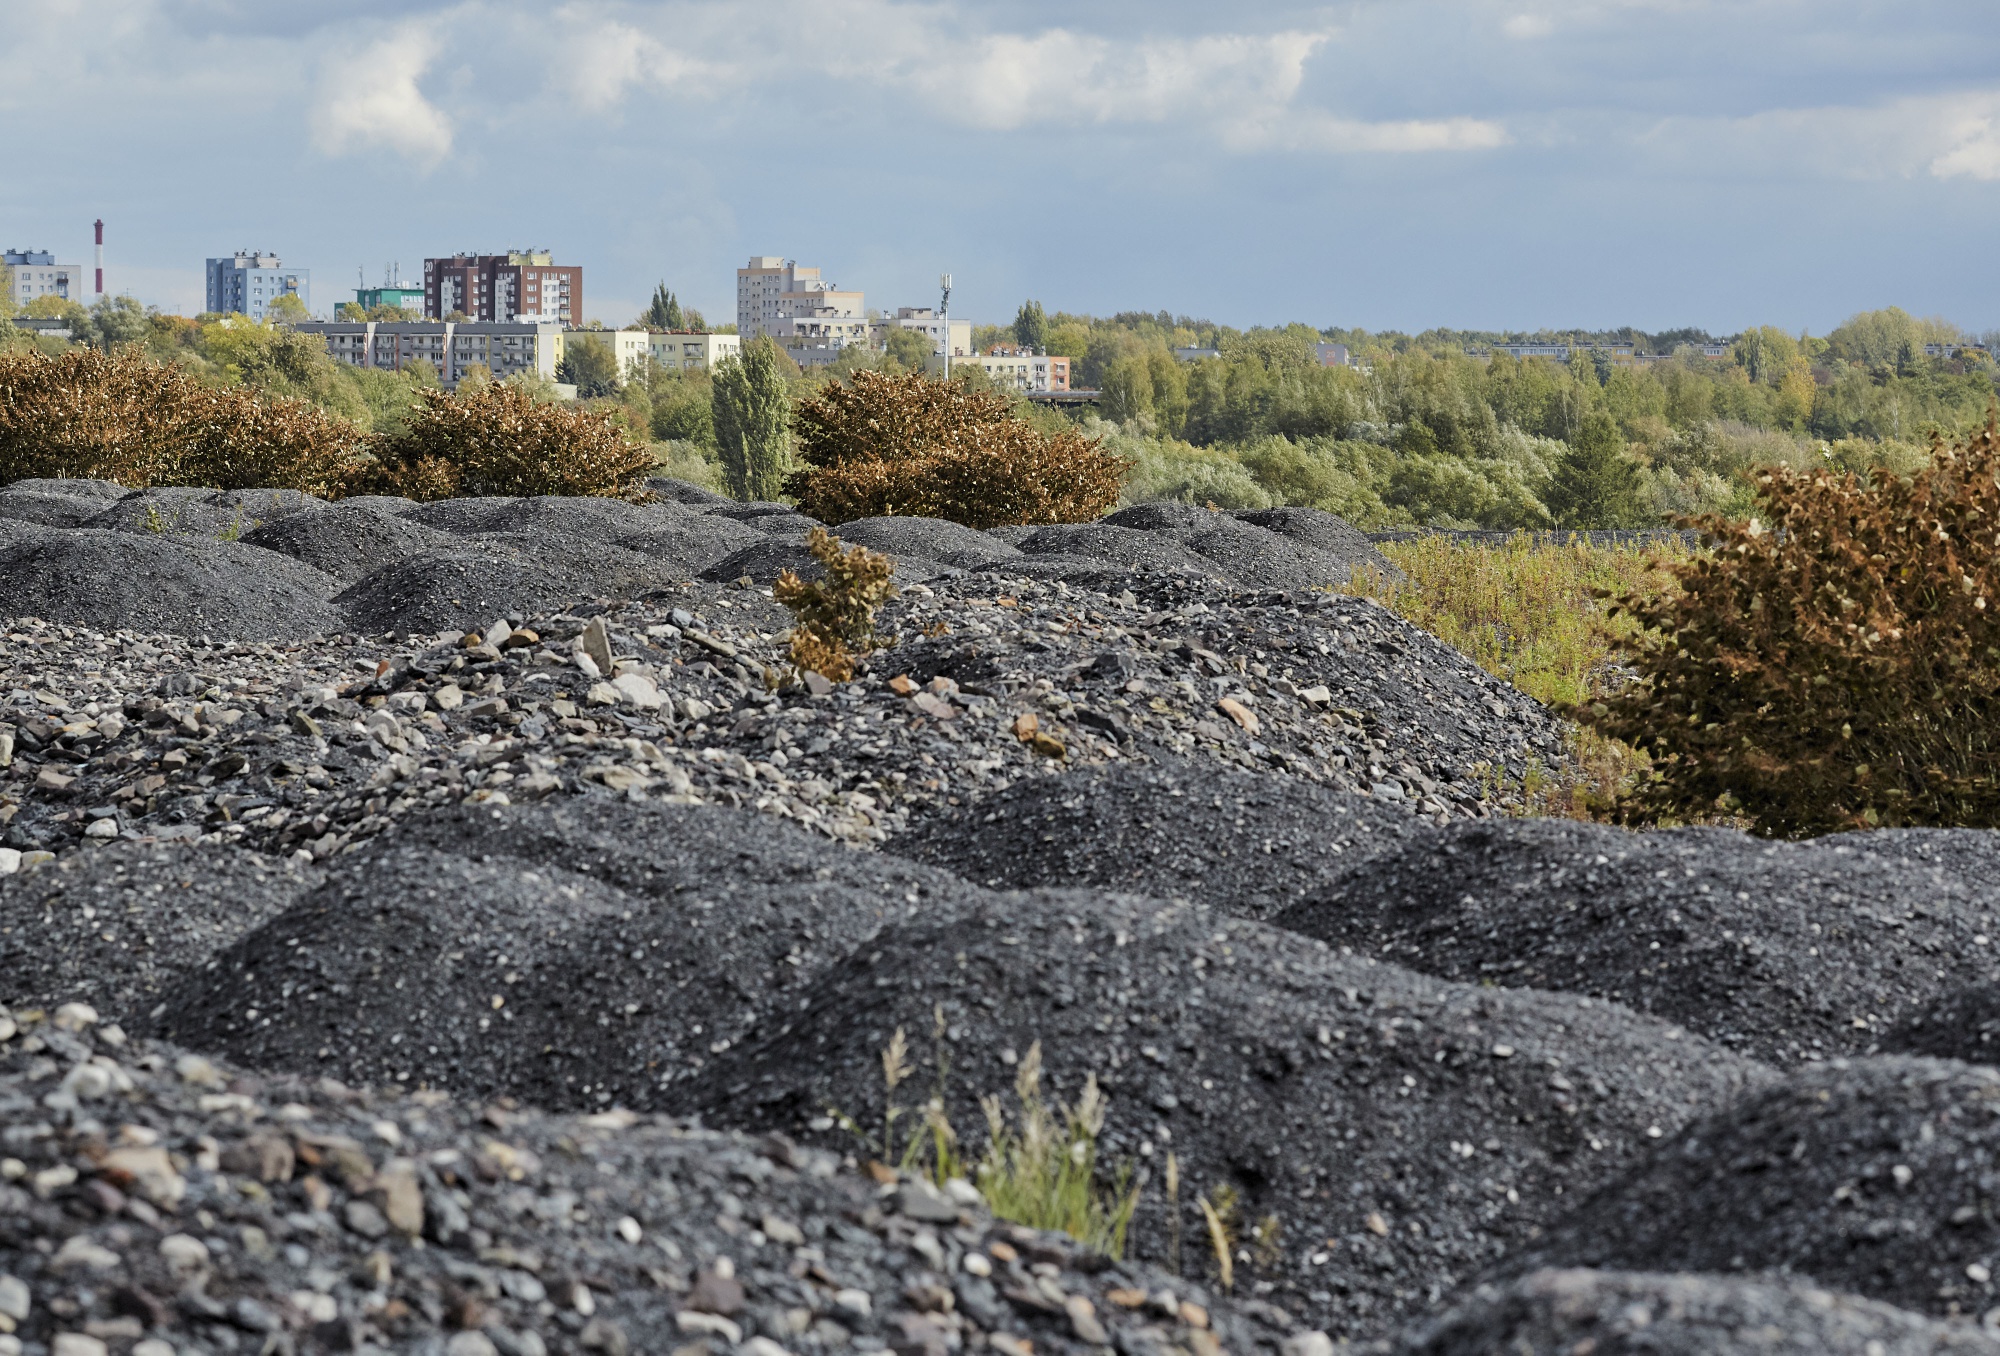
[834,1027,1140,1259]
[775,527,898,683]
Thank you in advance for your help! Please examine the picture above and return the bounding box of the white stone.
[432,684,464,711]
[0,849,18,876]
[51,1335,107,1356]
[0,1275,27,1320]
[611,672,666,711]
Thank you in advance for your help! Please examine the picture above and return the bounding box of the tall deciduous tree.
[1013,299,1048,351]
[556,334,620,397]
[712,335,792,501]
[1545,410,1642,528]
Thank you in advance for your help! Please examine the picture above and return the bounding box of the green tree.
[266,293,310,324]
[712,335,792,501]
[1545,410,1643,528]
[556,333,620,397]
[1013,300,1048,350]
[643,283,684,331]
[335,301,367,321]
[87,295,150,351]
[883,326,934,372]
[0,264,14,317]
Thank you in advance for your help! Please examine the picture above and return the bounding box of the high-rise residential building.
[293,320,562,390]
[207,251,310,320]
[424,251,581,324]
[3,249,83,309]
[735,257,866,361]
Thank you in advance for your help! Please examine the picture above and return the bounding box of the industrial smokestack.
[93,219,103,296]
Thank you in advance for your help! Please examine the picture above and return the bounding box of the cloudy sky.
[5,1,1999,335]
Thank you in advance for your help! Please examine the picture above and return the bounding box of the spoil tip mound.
[0,528,340,639]
[830,515,1024,569]
[330,547,673,634]
[0,487,108,528]
[0,1020,1282,1356]
[890,760,1422,919]
[1881,983,2000,1064]
[152,799,981,1110]
[1398,1268,2000,1356]
[240,502,460,583]
[1236,506,1400,578]
[1489,1057,2000,1320]
[0,841,322,1018]
[1277,817,2000,1065]
[681,888,1770,1340]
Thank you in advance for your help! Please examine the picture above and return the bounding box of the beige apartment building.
[294,320,561,389]
[648,331,741,371]
[561,328,650,380]
[875,306,973,360]
[736,256,867,363]
[961,344,1071,392]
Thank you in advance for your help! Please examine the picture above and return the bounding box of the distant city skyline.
[4,2,1999,335]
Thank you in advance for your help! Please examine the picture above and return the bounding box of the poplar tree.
[712,336,791,501]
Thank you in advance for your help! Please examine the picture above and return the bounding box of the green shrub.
[774,527,898,682]
[786,370,1131,527]
[365,382,653,501]
[1583,418,2000,833]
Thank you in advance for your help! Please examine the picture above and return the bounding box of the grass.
[1339,532,1690,816]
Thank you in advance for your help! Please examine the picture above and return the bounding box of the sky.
[5,0,2000,336]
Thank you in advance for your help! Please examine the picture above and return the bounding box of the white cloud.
[1503,14,1554,39]
[1930,111,2000,181]
[1240,111,1511,153]
[309,24,454,167]
[1635,89,2000,184]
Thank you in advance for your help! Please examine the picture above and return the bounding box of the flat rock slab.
[1277,817,2000,1064]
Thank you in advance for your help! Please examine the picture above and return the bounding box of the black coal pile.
[681,885,1771,1339]
[240,503,462,584]
[1881,983,2000,1063]
[151,799,981,1109]
[1276,817,2000,1064]
[0,1013,1285,1356]
[0,839,322,1014]
[1487,1057,2000,1321]
[1398,1268,2000,1355]
[892,759,1422,918]
[0,529,342,639]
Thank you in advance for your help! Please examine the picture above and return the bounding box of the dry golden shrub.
[366,383,654,501]
[774,527,898,682]
[1584,416,2000,834]
[0,346,366,496]
[785,370,1130,527]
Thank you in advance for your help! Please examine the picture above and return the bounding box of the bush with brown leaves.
[364,382,655,501]
[0,346,366,496]
[1583,417,2000,834]
[775,527,898,682]
[785,370,1130,527]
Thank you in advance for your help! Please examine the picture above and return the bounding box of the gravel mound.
[748,511,827,537]
[240,503,462,583]
[0,841,321,1017]
[0,1017,1287,1356]
[336,492,423,513]
[614,513,766,574]
[708,500,804,521]
[1015,523,1220,578]
[700,538,827,583]
[0,516,54,548]
[646,474,734,504]
[1276,817,2000,1064]
[1880,984,2000,1063]
[82,489,247,537]
[833,516,1024,568]
[1489,1057,2000,1320]
[1101,505,1360,591]
[0,475,128,498]
[1819,827,2000,885]
[684,890,1771,1338]
[153,799,982,1110]
[0,487,109,528]
[333,549,627,634]
[440,494,681,544]
[1237,506,1398,574]
[891,760,1422,918]
[0,529,340,637]
[207,486,327,520]
[1398,1268,2000,1355]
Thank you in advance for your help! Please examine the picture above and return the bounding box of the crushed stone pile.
[1881,983,2000,1063]
[241,505,463,584]
[1488,1057,2000,1321]
[891,760,1422,918]
[682,884,1771,1339]
[152,800,978,1109]
[0,1013,1293,1356]
[1397,1268,2000,1355]
[0,568,1565,862]
[1275,817,2000,1064]
[0,839,321,1016]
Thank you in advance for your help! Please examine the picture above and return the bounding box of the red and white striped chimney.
[93,219,103,295]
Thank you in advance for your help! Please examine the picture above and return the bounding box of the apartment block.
[4,249,83,309]
[293,320,561,389]
[207,250,310,321]
[561,329,651,380]
[648,331,742,372]
[963,344,1070,392]
[736,256,867,361]
[874,307,972,359]
[425,251,581,325]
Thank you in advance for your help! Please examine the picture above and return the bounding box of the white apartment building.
[875,307,972,359]
[293,320,561,389]
[562,328,650,380]
[648,331,741,372]
[735,256,867,357]
[958,346,1071,392]
[5,249,83,309]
